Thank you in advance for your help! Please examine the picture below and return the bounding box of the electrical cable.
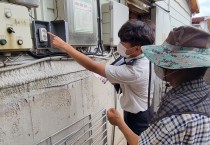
[147,61,152,125]
[92,47,113,59]
[95,0,104,55]
[82,47,112,57]
[28,8,35,20]
[4,53,24,63]
[0,61,31,68]
[0,56,66,73]
[26,51,68,59]
[22,51,111,83]
[54,0,59,21]
[80,46,113,59]
[27,44,112,60]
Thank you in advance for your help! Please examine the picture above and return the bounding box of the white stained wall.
[151,0,192,111]
[153,0,192,45]
[0,59,120,145]
[199,21,210,32]
[195,20,210,84]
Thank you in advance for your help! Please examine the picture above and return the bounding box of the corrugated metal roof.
[187,0,199,14]
[126,0,150,13]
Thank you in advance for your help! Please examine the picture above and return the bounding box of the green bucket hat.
[142,26,210,69]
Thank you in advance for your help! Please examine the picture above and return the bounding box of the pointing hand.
[48,32,67,50]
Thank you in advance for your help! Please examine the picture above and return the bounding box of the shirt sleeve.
[138,119,172,145]
[105,64,142,84]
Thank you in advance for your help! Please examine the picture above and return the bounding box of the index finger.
[47,32,56,37]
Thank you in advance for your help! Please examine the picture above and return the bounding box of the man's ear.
[138,46,142,53]
[135,46,142,53]
[125,45,141,55]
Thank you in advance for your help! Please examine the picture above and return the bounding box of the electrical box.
[57,0,97,46]
[32,20,69,50]
[8,0,40,8]
[102,1,129,46]
[0,2,33,52]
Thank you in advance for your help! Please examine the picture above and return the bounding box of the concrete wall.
[193,20,210,84]
[0,59,126,145]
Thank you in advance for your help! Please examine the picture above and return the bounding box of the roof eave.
[188,0,199,14]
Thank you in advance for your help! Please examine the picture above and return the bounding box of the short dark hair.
[118,19,155,46]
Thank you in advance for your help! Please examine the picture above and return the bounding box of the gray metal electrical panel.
[102,1,129,46]
[57,0,97,46]
[32,20,69,49]
[8,0,40,8]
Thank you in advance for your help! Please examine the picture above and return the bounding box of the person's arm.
[107,108,139,145]
[48,32,106,78]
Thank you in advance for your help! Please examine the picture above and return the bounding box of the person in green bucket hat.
[107,26,210,145]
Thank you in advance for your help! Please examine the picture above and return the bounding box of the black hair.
[118,19,155,46]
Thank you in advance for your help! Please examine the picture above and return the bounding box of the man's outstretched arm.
[48,32,106,78]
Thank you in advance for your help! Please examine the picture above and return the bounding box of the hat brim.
[142,44,210,69]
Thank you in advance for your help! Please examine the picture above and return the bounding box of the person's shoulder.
[134,57,150,70]
[135,56,149,64]
[105,64,126,69]
[159,114,210,126]
[139,114,210,145]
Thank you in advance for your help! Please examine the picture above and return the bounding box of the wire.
[147,61,152,125]
[54,0,59,21]
[4,53,24,63]
[26,51,68,59]
[95,0,104,55]
[0,61,30,68]
[28,8,35,20]
[78,45,113,58]
[0,56,66,72]
[91,47,113,59]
